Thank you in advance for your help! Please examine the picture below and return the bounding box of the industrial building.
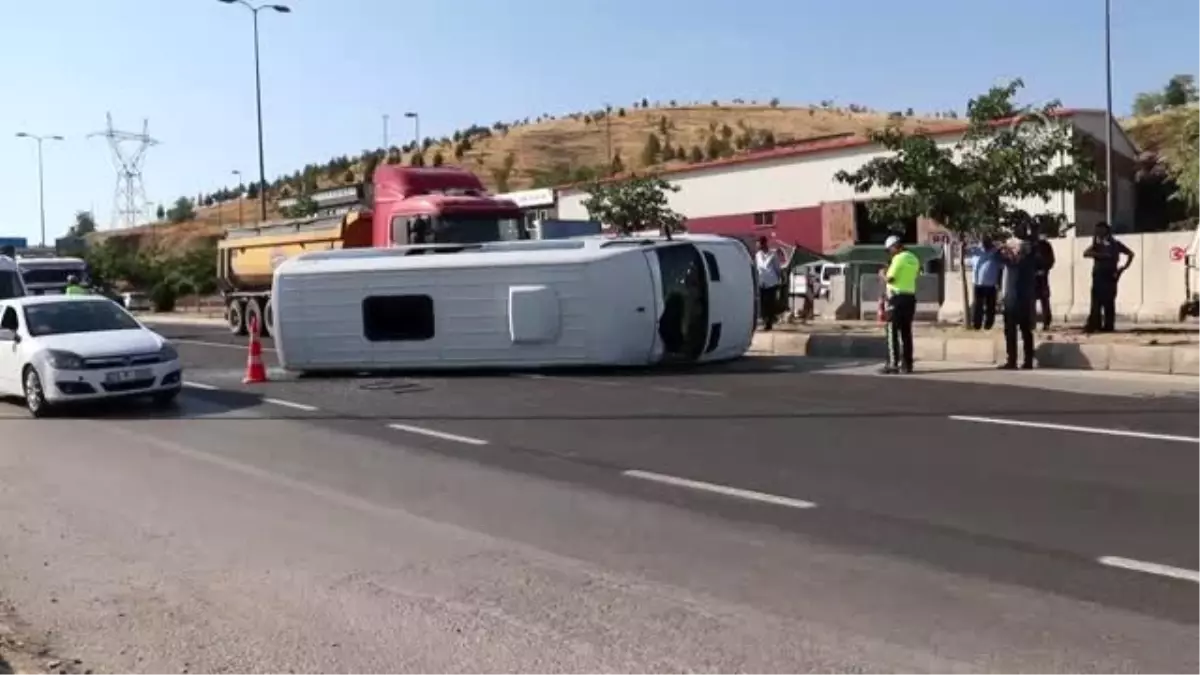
[555,109,1138,252]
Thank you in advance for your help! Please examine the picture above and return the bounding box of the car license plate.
[105,368,151,383]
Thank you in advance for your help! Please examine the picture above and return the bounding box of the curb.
[751,331,1200,376]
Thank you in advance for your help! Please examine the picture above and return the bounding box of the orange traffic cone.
[243,315,267,384]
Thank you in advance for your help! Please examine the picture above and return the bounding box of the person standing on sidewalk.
[997,227,1038,369]
[881,235,919,374]
[1032,224,1056,330]
[971,238,1002,330]
[754,236,783,331]
[1083,222,1133,333]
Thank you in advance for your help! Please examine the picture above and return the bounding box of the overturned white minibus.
[270,234,756,373]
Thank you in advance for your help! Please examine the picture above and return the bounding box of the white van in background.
[0,256,28,300]
[270,234,756,374]
[16,256,89,295]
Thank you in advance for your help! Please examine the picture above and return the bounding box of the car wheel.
[22,367,51,419]
[151,390,179,408]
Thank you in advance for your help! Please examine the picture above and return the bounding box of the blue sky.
[1,0,1196,245]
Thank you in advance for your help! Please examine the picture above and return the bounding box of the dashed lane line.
[1097,556,1200,583]
[651,386,725,397]
[622,470,818,510]
[182,381,220,391]
[949,414,1200,445]
[388,423,490,446]
[262,397,320,412]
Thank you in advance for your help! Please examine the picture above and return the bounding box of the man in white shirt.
[755,236,783,330]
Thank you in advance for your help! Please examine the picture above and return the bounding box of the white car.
[121,291,152,312]
[0,296,183,417]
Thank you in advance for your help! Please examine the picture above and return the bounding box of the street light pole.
[405,111,419,151]
[1104,0,1115,227]
[232,169,245,227]
[15,132,64,248]
[218,0,291,223]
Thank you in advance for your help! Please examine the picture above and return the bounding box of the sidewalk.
[753,321,1200,376]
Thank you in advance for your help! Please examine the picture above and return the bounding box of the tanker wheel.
[262,298,275,338]
[245,298,266,338]
[227,300,248,337]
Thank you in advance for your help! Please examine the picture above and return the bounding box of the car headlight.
[159,342,179,362]
[45,350,85,370]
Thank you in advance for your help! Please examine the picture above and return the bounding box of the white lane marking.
[1097,556,1200,583]
[949,415,1200,445]
[518,373,623,387]
[183,381,220,391]
[387,423,489,446]
[174,338,276,352]
[652,386,725,397]
[623,470,817,509]
[263,397,319,412]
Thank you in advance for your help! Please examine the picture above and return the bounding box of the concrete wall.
[938,230,1196,323]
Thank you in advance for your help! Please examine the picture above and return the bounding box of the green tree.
[769,97,780,108]
[155,205,166,221]
[363,154,380,182]
[835,78,1101,327]
[581,174,685,237]
[1162,106,1200,209]
[71,210,97,235]
[409,151,425,167]
[167,197,196,224]
[1163,74,1198,108]
[705,135,723,160]
[432,151,445,167]
[610,150,625,175]
[342,169,356,184]
[640,133,663,166]
[688,145,704,163]
[491,151,517,192]
[1133,91,1165,116]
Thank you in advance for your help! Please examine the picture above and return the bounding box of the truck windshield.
[654,243,710,363]
[433,214,526,244]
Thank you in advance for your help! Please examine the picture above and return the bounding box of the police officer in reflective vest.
[882,235,919,374]
[64,275,87,295]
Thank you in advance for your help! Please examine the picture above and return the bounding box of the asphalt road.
[0,321,1196,673]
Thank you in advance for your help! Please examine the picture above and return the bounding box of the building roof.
[558,108,1134,195]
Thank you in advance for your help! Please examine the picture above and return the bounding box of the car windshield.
[654,243,710,362]
[23,300,140,337]
[0,271,24,300]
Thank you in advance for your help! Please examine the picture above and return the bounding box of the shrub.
[150,282,178,312]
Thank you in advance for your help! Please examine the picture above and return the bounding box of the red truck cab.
[370,165,526,246]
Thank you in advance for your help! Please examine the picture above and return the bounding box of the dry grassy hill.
[94,102,1194,253]
[94,103,967,252]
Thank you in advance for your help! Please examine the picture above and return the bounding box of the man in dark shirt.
[1083,222,1134,333]
[1031,225,1056,330]
[997,227,1038,369]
